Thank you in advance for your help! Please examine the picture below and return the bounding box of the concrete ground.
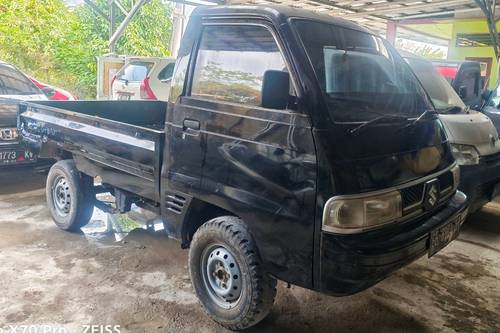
[0,168,499,333]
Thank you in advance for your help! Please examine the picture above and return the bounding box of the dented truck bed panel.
[18,101,166,202]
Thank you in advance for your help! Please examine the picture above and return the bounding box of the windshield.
[405,57,466,113]
[293,20,432,122]
[0,64,41,96]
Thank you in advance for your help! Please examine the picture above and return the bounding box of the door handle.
[182,119,200,138]
[183,119,200,131]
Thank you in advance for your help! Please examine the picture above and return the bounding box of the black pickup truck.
[19,5,468,330]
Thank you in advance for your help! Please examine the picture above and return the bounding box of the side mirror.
[41,86,56,98]
[261,70,290,110]
[458,86,468,99]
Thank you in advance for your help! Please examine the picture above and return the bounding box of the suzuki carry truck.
[19,6,468,330]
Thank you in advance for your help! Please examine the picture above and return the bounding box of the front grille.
[401,183,424,208]
[401,170,455,214]
[0,128,18,142]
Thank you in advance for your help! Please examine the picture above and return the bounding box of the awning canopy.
[226,0,497,45]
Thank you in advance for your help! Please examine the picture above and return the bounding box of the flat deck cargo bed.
[18,100,167,202]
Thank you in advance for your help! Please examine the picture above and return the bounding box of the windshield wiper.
[349,114,410,136]
[410,109,438,125]
[394,109,438,132]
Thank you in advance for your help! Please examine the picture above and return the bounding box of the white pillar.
[170,3,185,58]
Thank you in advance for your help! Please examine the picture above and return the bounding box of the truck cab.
[19,5,468,330]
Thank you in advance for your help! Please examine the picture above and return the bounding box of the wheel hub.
[52,176,71,216]
[203,245,242,307]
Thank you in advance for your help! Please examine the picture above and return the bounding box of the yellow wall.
[448,20,500,89]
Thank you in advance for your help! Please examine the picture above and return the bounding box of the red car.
[29,76,76,100]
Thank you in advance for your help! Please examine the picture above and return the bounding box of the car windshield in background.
[293,20,431,122]
[0,64,41,96]
[405,58,466,113]
[117,61,153,82]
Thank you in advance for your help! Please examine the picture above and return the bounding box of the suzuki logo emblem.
[423,179,440,211]
[0,128,18,141]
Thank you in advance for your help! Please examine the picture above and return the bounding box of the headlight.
[450,144,479,165]
[323,191,402,234]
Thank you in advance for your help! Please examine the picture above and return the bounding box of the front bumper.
[318,191,468,296]
[459,153,500,211]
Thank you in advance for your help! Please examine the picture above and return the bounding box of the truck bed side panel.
[19,103,164,202]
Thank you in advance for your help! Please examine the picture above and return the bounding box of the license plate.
[0,150,36,165]
[428,215,462,257]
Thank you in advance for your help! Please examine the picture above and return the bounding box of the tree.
[0,0,173,98]
[0,0,71,81]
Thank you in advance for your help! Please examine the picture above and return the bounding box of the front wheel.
[46,160,94,231]
[189,216,277,330]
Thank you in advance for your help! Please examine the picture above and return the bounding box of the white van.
[402,51,500,212]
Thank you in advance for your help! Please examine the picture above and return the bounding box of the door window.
[191,25,289,107]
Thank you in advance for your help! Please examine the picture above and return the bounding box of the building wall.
[448,20,500,89]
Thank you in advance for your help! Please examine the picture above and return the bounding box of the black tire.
[46,159,94,231]
[189,216,277,331]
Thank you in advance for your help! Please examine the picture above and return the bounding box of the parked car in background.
[29,76,76,100]
[111,57,175,101]
[0,61,47,101]
[403,52,500,213]
[0,61,49,168]
[432,60,483,108]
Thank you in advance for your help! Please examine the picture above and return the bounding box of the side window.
[191,25,289,107]
[158,63,175,81]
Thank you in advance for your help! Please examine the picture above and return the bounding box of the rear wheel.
[189,216,277,330]
[46,160,94,231]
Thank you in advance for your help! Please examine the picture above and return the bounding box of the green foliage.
[0,0,173,99]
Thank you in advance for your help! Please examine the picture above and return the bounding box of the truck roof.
[193,5,374,35]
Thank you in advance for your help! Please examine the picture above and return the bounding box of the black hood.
[316,119,454,194]
[0,99,19,127]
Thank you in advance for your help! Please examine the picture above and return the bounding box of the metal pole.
[386,21,397,46]
[109,0,116,53]
[114,0,129,15]
[108,0,149,51]
[475,0,500,60]
[83,0,110,22]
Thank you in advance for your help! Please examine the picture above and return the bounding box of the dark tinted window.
[191,25,288,106]
[158,63,175,81]
[117,61,153,82]
[294,20,430,122]
[0,65,40,95]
